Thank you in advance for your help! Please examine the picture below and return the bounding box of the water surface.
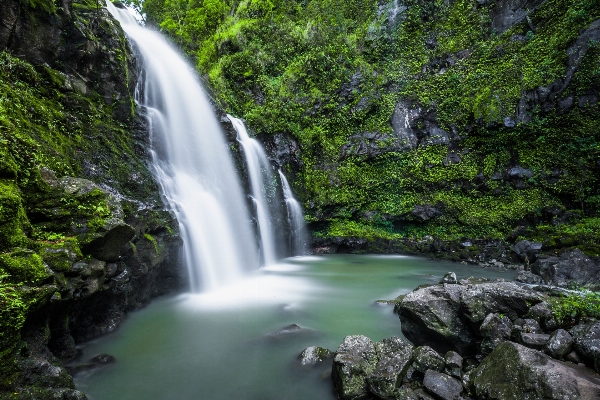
[75,255,515,400]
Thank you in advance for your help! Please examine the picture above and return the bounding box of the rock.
[410,205,443,222]
[520,333,551,350]
[368,337,414,399]
[545,329,574,359]
[444,351,463,378]
[527,302,559,331]
[460,282,543,324]
[566,351,582,364]
[571,322,600,373]
[390,101,420,151]
[299,346,334,366]
[479,313,512,355]
[440,272,457,284]
[423,370,463,400]
[395,387,420,399]
[490,0,546,34]
[398,284,476,354]
[471,342,600,399]
[90,354,115,364]
[267,324,310,339]
[513,240,543,262]
[332,335,378,400]
[530,249,600,289]
[515,270,543,285]
[404,346,445,383]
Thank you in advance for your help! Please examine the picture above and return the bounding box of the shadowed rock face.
[472,341,600,399]
[531,249,600,290]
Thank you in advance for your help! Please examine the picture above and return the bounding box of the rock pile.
[322,275,600,399]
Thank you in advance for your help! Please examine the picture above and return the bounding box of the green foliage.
[144,233,160,254]
[550,291,600,327]
[145,0,600,242]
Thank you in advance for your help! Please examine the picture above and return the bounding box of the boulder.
[332,335,378,400]
[404,346,445,383]
[398,284,476,354]
[479,313,512,355]
[440,272,457,284]
[444,351,463,378]
[515,270,543,285]
[299,346,334,366]
[368,337,414,399]
[513,240,543,262]
[519,333,551,350]
[471,342,600,399]
[460,282,543,324]
[571,322,600,373]
[423,370,463,400]
[545,329,574,360]
[530,249,600,289]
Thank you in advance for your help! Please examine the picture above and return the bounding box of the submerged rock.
[471,342,600,399]
[299,346,334,366]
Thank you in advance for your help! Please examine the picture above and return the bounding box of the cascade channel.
[106,2,272,292]
[278,170,309,256]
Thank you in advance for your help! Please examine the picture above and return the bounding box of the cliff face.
[143,0,600,256]
[0,0,182,397]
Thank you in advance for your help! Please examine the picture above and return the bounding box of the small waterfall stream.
[106,2,259,291]
[278,170,308,255]
[228,115,279,265]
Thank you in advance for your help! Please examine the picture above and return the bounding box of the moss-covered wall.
[0,0,181,396]
[141,0,600,254]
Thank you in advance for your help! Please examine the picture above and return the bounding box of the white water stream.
[228,115,279,265]
[106,2,259,292]
[278,170,308,255]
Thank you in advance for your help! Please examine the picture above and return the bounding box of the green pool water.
[74,254,516,400]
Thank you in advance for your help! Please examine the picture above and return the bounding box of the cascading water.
[106,2,259,292]
[228,115,279,265]
[278,170,309,255]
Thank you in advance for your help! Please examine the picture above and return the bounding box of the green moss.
[144,233,159,254]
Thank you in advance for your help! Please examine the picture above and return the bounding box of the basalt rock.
[332,335,378,400]
[571,322,600,373]
[471,341,600,399]
[367,337,414,399]
[299,346,334,366]
[530,249,600,290]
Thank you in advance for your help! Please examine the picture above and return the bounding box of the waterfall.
[106,2,259,292]
[227,115,278,265]
[278,170,308,256]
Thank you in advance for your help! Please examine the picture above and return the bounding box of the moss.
[144,233,159,254]
[0,250,49,285]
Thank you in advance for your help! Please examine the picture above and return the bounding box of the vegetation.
[551,291,600,327]
[140,0,600,248]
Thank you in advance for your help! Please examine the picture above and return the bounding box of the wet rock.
[460,282,543,324]
[571,322,600,372]
[66,354,116,375]
[545,329,574,359]
[490,0,546,34]
[520,333,551,350]
[404,346,445,383]
[530,249,600,289]
[398,284,476,354]
[368,337,414,399]
[268,324,308,338]
[423,370,463,400]
[444,351,463,378]
[471,341,600,399]
[390,101,420,151]
[513,240,543,262]
[332,335,378,400]
[515,270,543,285]
[479,313,512,355]
[440,272,457,284]
[299,346,334,366]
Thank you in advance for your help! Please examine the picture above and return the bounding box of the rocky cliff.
[142,0,600,259]
[0,0,182,397]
